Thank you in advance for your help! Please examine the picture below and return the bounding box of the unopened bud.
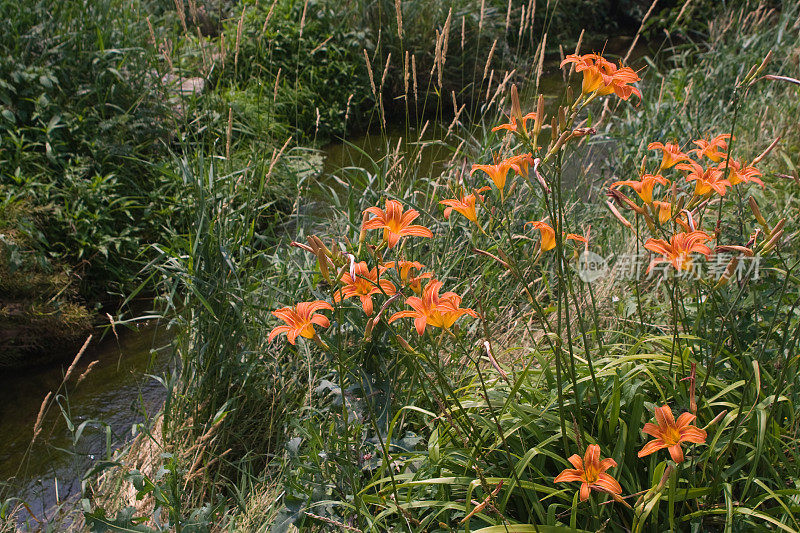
[714,256,739,289]
[755,50,773,78]
[533,94,545,135]
[760,228,784,255]
[396,335,415,353]
[751,136,780,165]
[358,211,370,247]
[364,316,377,341]
[510,84,523,124]
[607,201,632,228]
[571,127,595,138]
[705,410,728,428]
[768,218,786,240]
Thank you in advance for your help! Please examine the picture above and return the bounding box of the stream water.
[0,319,173,521]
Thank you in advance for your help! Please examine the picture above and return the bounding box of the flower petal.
[638,439,666,458]
[667,443,685,463]
[566,454,583,471]
[679,426,707,444]
[554,469,583,483]
[676,412,697,429]
[593,472,622,495]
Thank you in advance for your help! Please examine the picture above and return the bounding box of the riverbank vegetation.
[3,0,800,531]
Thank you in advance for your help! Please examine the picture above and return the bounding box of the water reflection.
[0,320,172,521]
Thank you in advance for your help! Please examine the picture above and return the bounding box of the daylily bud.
[532,158,550,194]
[715,245,754,256]
[743,63,759,85]
[754,50,773,78]
[566,85,573,104]
[473,248,511,270]
[606,201,633,228]
[497,248,514,269]
[768,218,786,240]
[290,241,315,253]
[396,335,415,353]
[558,106,567,131]
[364,316,377,340]
[760,228,784,255]
[714,256,739,289]
[551,130,572,153]
[533,94,545,135]
[358,211,370,254]
[674,195,686,214]
[510,84,523,124]
[751,136,780,165]
[607,188,645,215]
[571,127,595,138]
[706,410,728,428]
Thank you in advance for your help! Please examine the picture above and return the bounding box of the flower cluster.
[269,199,478,347]
[607,132,781,280]
[556,404,707,502]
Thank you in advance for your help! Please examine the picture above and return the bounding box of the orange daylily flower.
[611,174,669,204]
[717,159,763,186]
[269,300,333,345]
[527,220,556,251]
[648,141,690,169]
[554,444,623,502]
[471,159,520,196]
[380,260,432,293]
[527,221,586,251]
[492,112,539,135]
[507,153,536,178]
[389,280,477,335]
[644,231,713,272]
[676,160,730,196]
[689,134,731,163]
[638,405,707,463]
[440,186,491,223]
[335,261,396,316]
[604,66,642,101]
[560,53,641,101]
[362,199,434,248]
[652,200,673,225]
